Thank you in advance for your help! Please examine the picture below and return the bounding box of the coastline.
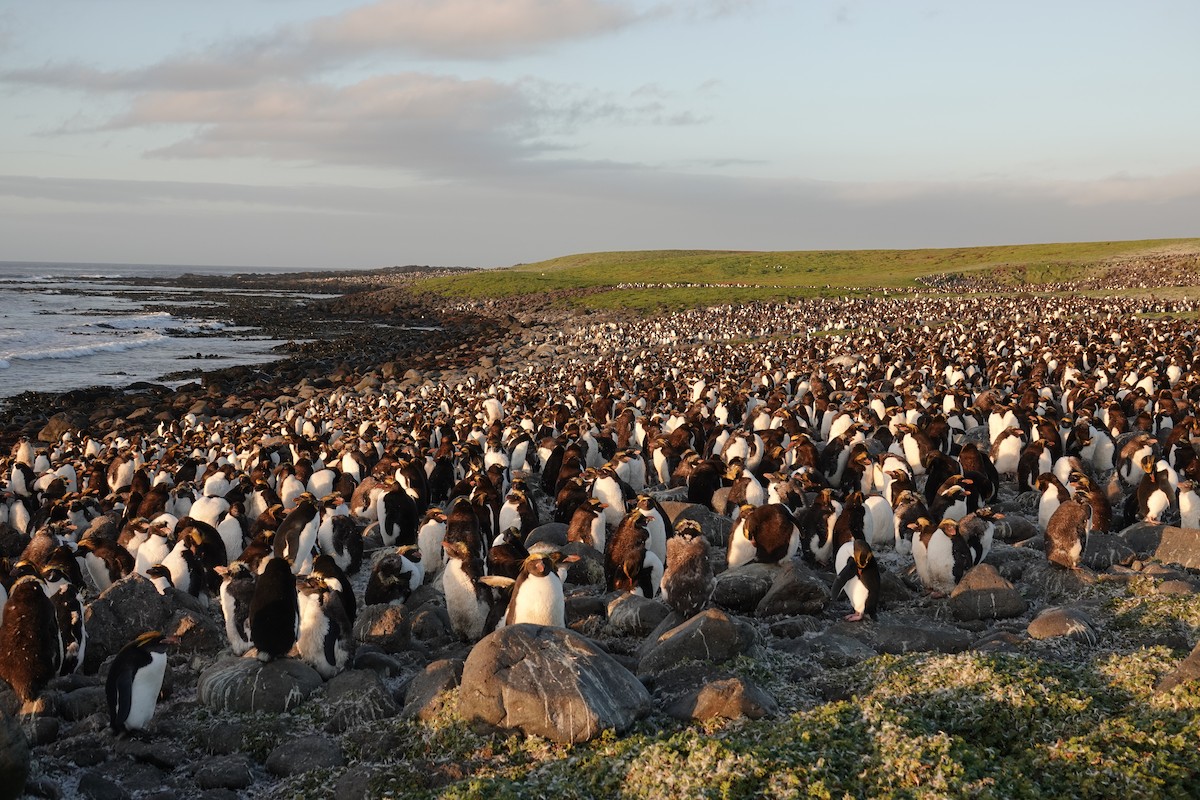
[0,264,535,451]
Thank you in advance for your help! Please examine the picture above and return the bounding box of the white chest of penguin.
[510,574,564,627]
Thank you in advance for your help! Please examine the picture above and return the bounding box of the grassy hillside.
[416,239,1200,311]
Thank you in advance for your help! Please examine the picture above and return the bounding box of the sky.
[1,0,1198,269]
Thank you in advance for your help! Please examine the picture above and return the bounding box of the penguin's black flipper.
[106,646,151,734]
[829,560,857,607]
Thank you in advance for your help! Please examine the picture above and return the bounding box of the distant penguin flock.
[1,289,1200,726]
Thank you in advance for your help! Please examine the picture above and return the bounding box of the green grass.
[414,239,1200,309]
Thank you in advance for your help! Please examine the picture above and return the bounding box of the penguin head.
[851,539,874,570]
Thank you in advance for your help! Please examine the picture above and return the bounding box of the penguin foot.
[843,612,864,622]
[929,590,948,599]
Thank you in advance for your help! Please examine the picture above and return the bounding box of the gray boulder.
[1121,524,1200,570]
[1018,561,1097,602]
[83,573,173,673]
[559,541,605,586]
[525,523,568,548]
[166,608,226,655]
[712,563,779,613]
[353,604,411,653]
[402,659,464,721]
[197,657,324,713]
[459,624,650,743]
[756,559,830,617]
[605,593,671,637]
[638,608,757,675]
[950,564,1028,621]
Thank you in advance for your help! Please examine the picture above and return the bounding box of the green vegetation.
[415,239,1200,310]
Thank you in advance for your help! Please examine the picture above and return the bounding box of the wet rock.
[197,657,323,713]
[712,563,778,613]
[1028,606,1099,644]
[638,608,757,676]
[665,676,778,721]
[950,564,1028,621]
[402,659,463,721]
[265,735,344,777]
[756,559,829,617]
[459,624,650,743]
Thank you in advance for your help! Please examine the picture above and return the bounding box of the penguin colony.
[1,289,1200,727]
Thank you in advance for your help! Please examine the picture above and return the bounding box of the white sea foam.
[2,333,166,362]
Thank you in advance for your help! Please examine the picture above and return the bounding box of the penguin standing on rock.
[248,558,299,661]
[505,549,577,627]
[915,518,971,597]
[215,561,256,656]
[1045,493,1091,570]
[106,631,173,736]
[295,577,352,680]
[829,538,880,621]
[660,521,713,619]
[605,512,663,597]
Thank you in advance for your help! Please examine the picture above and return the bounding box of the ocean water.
[0,261,331,399]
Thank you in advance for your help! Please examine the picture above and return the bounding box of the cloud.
[0,0,648,94]
[308,0,642,60]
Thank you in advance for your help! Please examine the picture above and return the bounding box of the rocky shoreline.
[2,276,1200,799]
